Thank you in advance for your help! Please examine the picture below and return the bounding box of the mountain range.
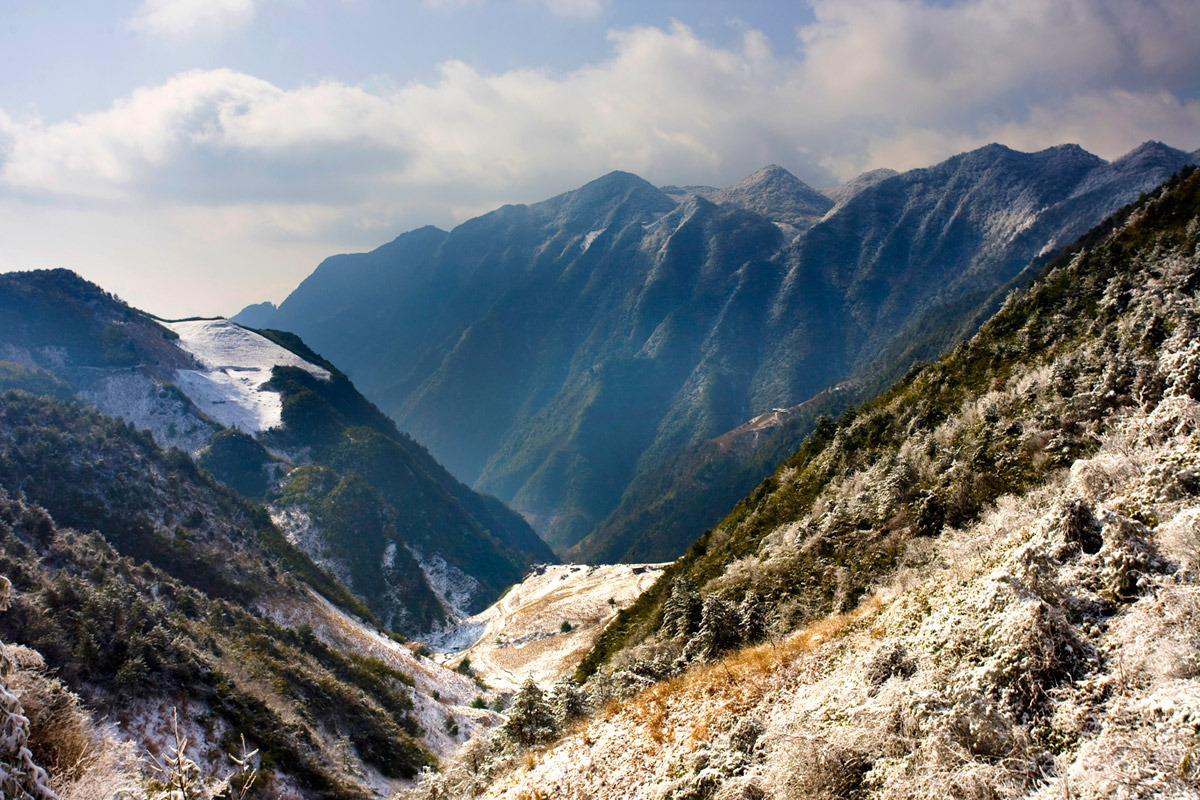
[238,141,1200,560]
[1,143,1198,798]
[421,156,1200,800]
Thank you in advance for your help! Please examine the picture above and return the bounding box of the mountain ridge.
[237,141,1200,560]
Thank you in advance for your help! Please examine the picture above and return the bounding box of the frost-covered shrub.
[987,599,1088,715]
[0,577,55,800]
[945,688,1019,758]
[728,717,765,758]
[763,736,868,800]
[1098,515,1168,604]
[865,642,916,691]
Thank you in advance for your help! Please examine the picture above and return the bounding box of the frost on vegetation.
[0,578,56,800]
[409,547,482,624]
[435,197,1200,800]
[0,576,145,800]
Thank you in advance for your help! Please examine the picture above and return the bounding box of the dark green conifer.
[502,676,557,748]
[686,595,740,662]
[738,590,767,645]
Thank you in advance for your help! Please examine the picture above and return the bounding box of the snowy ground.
[163,319,329,433]
[473,399,1200,800]
[425,563,665,692]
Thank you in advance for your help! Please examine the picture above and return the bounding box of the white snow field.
[163,319,330,433]
[429,563,665,691]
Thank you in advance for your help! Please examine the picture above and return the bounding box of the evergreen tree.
[501,677,557,748]
[660,576,701,639]
[548,676,588,726]
[686,595,740,662]
[738,590,767,645]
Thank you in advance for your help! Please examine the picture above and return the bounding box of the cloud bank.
[2,0,1199,315]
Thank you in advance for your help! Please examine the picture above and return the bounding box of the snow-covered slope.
[426,564,665,691]
[163,318,330,433]
[480,409,1200,799]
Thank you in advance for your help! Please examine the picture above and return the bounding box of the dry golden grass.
[601,598,884,759]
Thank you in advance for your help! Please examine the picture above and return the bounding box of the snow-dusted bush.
[0,576,56,800]
[762,735,868,800]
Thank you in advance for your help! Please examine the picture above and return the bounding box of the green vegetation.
[277,464,446,633]
[0,486,429,796]
[197,429,274,499]
[0,362,75,401]
[581,166,1200,679]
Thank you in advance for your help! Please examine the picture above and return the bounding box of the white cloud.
[3,1,1199,315]
[129,0,258,40]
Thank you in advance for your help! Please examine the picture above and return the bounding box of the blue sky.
[1,0,1198,317]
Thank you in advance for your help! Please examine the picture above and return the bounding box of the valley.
[0,152,1198,800]
[240,141,1200,563]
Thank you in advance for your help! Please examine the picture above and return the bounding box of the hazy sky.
[1,0,1198,318]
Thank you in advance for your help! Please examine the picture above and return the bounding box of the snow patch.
[408,546,482,621]
[163,319,329,434]
[270,506,355,592]
[581,228,605,252]
[425,563,666,691]
[77,372,218,452]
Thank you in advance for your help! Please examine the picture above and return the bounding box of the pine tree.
[501,676,557,748]
[686,595,740,662]
[548,676,588,726]
[660,576,701,639]
[738,590,767,645]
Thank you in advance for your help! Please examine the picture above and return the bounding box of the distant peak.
[388,224,450,245]
[1113,140,1187,164]
[584,170,659,192]
[713,163,833,223]
[750,164,794,178]
[731,164,804,189]
[550,170,676,221]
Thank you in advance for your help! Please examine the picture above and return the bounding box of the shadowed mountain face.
[240,142,1199,558]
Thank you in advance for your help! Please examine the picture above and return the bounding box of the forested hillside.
[409,166,1200,800]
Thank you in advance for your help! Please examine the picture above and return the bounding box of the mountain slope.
[0,390,442,797]
[0,270,552,631]
[242,143,1198,559]
[573,142,1200,564]
[420,166,1200,800]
